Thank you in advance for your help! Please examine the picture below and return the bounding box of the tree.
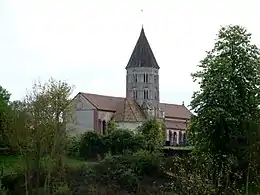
[138,119,164,151]
[7,78,74,195]
[0,85,11,147]
[189,25,260,191]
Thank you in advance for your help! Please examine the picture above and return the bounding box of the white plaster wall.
[67,93,96,135]
[98,111,114,121]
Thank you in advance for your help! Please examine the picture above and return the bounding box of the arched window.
[154,89,158,100]
[154,75,158,83]
[133,74,137,83]
[133,88,137,99]
[183,133,187,145]
[173,132,177,145]
[169,131,173,145]
[179,131,183,145]
[143,73,148,83]
[144,88,149,99]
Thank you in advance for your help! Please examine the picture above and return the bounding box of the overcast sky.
[1,0,260,106]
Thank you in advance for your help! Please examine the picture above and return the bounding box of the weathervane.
[141,9,144,27]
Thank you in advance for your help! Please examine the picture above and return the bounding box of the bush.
[138,119,165,151]
[78,129,147,159]
[92,150,164,193]
[53,183,72,195]
[66,136,80,158]
[106,129,146,155]
[130,150,163,176]
[78,131,107,160]
[94,155,138,192]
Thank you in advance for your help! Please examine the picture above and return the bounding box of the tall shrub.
[138,119,164,151]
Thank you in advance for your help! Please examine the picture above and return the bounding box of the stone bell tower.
[125,27,163,118]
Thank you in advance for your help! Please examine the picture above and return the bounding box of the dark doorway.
[102,120,106,135]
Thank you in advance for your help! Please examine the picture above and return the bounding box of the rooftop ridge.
[80,92,125,99]
[160,102,184,106]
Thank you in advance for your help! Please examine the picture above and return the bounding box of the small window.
[154,90,157,100]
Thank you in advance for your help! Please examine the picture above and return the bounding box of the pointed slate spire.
[126,27,160,69]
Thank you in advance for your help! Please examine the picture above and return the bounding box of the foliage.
[106,129,146,155]
[94,155,139,192]
[93,150,163,193]
[6,78,74,195]
[78,131,106,159]
[130,149,163,176]
[53,183,72,195]
[0,166,8,195]
[0,86,11,148]
[106,118,119,134]
[78,129,146,159]
[66,136,80,158]
[189,25,260,153]
[189,25,260,193]
[163,155,216,195]
[138,119,164,151]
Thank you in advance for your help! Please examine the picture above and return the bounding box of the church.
[70,27,192,146]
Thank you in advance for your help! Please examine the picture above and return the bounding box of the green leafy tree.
[138,119,164,151]
[189,25,260,191]
[7,78,74,195]
[0,86,11,148]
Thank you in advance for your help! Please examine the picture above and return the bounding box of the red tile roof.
[160,103,192,119]
[80,92,192,120]
[165,120,187,130]
[81,92,124,111]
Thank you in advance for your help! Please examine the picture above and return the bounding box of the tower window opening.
[154,75,158,83]
[144,73,148,83]
[133,74,137,83]
[133,89,137,99]
[144,89,149,99]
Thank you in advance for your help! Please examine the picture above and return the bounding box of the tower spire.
[125,26,159,69]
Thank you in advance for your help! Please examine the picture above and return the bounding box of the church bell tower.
[125,27,161,117]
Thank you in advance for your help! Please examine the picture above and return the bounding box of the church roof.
[80,92,146,122]
[79,92,192,120]
[165,120,188,130]
[113,98,147,122]
[126,27,160,69]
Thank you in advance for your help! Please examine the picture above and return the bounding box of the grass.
[0,155,96,176]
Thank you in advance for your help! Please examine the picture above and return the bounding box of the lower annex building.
[69,27,192,146]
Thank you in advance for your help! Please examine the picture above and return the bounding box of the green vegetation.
[0,155,88,176]
[163,146,194,150]
[1,24,260,194]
